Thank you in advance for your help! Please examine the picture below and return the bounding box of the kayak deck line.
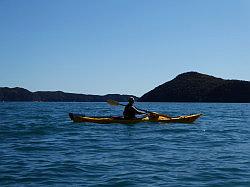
[69,113,202,124]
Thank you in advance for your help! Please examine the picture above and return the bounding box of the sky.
[0,0,249,96]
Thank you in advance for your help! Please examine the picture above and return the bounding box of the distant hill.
[2,72,250,102]
[0,87,136,102]
[139,72,250,102]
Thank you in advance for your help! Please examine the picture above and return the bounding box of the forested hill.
[2,72,250,102]
[139,72,250,102]
[0,87,136,102]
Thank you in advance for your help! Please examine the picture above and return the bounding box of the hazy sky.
[0,0,249,96]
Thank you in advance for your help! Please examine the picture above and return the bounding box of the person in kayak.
[123,97,146,119]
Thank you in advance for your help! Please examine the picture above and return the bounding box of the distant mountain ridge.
[0,87,136,102]
[2,72,250,102]
[139,72,250,102]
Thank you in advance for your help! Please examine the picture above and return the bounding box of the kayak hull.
[69,113,202,124]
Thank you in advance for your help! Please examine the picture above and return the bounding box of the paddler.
[123,97,147,119]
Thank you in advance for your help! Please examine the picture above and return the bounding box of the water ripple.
[0,102,250,186]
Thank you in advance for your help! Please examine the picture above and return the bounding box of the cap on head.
[128,97,135,104]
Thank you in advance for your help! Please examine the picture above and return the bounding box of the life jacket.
[123,104,137,119]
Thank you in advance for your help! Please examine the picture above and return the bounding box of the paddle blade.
[107,99,120,106]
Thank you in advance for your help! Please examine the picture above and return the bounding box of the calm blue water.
[0,102,250,186]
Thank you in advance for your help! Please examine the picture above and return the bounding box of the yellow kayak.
[69,113,202,124]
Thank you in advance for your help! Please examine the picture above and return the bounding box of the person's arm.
[132,106,146,115]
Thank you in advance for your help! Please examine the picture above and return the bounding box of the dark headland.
[139,72,250,102]
[0,87,136,102]
[1,72,250,102]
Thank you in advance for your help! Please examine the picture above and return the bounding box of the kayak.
[69,113,202,124]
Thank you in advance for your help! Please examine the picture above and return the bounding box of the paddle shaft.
[107,100,171,118]
[117,103,171,118]
[117,103,146,112]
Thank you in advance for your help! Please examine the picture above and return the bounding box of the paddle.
[107,99,172,119]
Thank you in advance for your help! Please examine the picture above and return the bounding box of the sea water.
[0,102,250,186]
